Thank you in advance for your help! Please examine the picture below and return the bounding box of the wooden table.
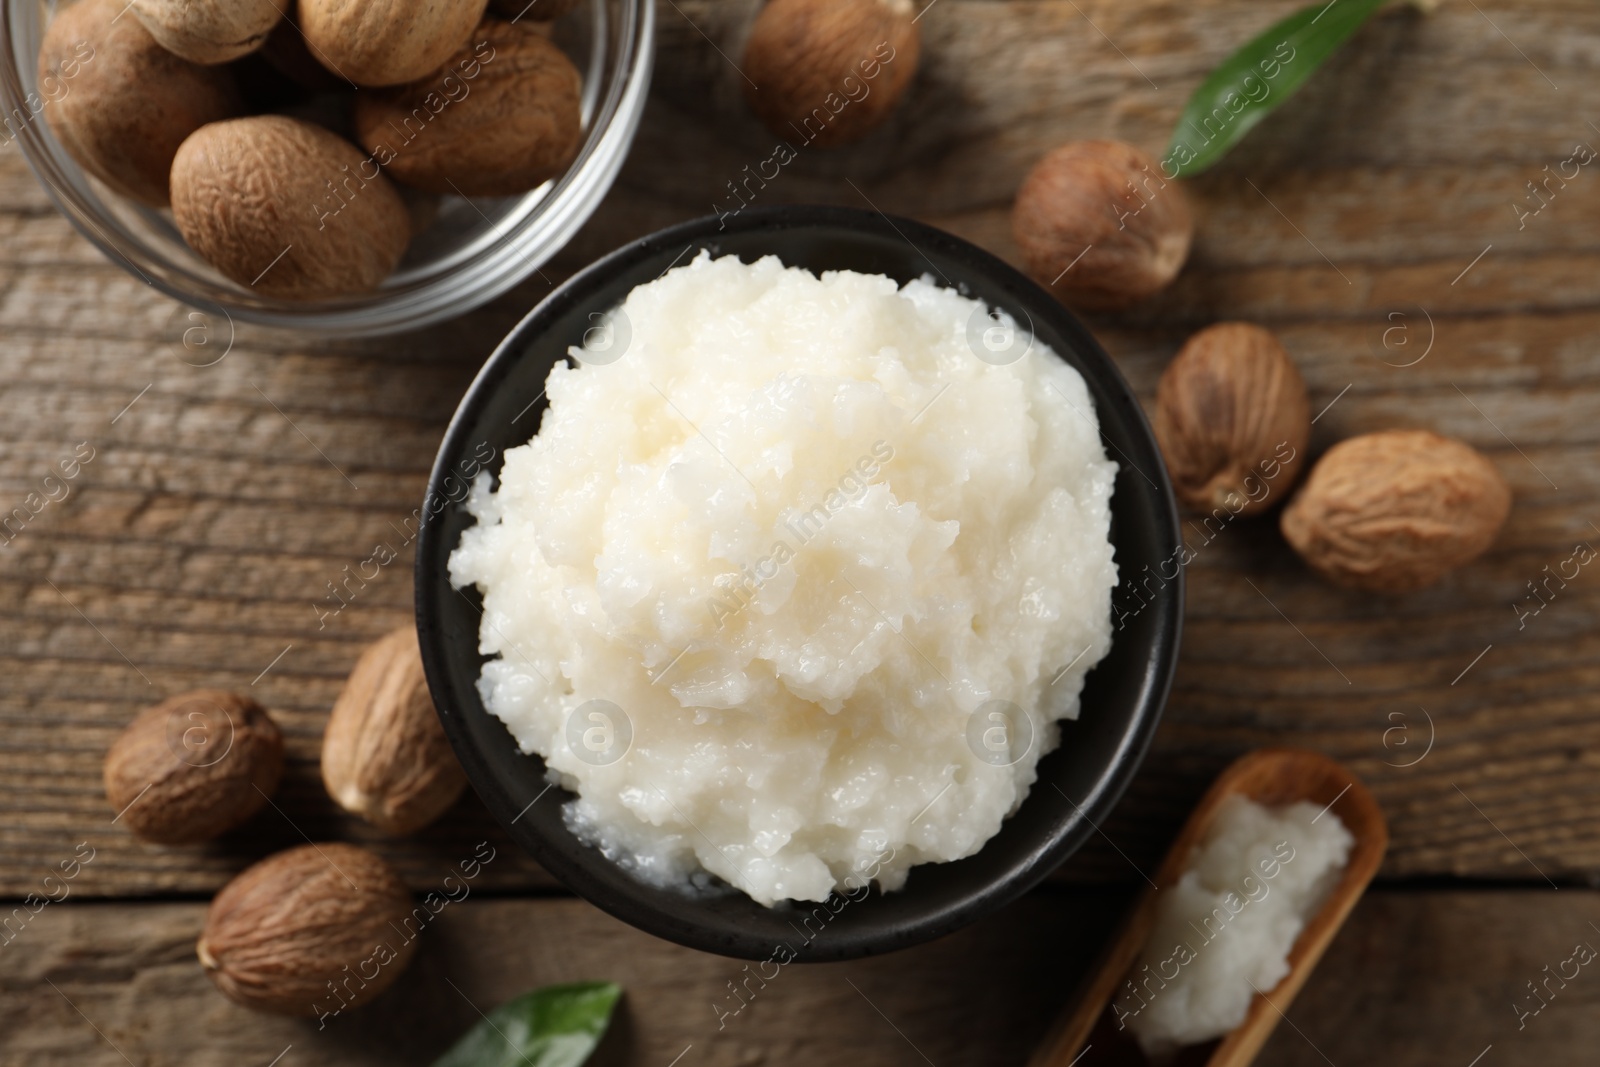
[5,0,1600,1063]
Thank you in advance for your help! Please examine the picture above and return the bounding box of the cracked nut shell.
[104,689,283,844]
[1012,140,1193,311]
[1280,429,1512,592]
[322,626,467,835]
[1155,322,1310,517]
[198,843,416,1015]
[742,0,920,149]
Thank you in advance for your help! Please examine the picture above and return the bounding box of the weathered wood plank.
[2,891,1595,1066]
[0,893,1092,1067]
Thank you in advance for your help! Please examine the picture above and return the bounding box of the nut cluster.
[39,0,584,300]
[102,622,466,1017]
[1152,321,1511,592]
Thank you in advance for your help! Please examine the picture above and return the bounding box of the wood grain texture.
[0,893,1095,1067]
[5,0,1600,900]
[3,891,1597,1066]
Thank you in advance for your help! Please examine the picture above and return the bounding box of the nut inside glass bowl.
[0,0,653,336]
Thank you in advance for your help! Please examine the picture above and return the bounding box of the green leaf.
[1166,0,1390,178]
[432,982,623,1067]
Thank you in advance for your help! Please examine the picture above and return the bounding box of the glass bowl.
[0,0,653,336]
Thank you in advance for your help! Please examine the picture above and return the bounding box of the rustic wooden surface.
[5,0,1600,1062]
[6,891,1600,1066]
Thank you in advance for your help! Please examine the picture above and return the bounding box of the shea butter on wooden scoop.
[1030,748,1387,1067]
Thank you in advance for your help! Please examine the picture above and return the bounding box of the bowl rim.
[416,204,1184,959]
[0,0,654,337]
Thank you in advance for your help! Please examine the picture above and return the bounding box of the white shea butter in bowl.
[448,251,1120,906]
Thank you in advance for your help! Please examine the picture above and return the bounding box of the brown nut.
[1281,430,1512,592]
[131,0,283,64]
[299,0,488,86]
[1012,140,1193,311]
[352,19,581,197]
[171,115,410,299]
[104,690,283,844]
[742,0,920,149]
[198,843,417,1015]
[38,0,240,206]
[322,626,466,835]
[1154,322,1310,517]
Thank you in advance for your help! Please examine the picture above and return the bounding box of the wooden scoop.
[1029,748,1388,1067]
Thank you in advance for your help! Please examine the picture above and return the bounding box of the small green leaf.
[432,982,622,1067]
[1166,0,1390,178]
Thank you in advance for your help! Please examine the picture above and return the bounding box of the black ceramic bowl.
[415,205,1182,961]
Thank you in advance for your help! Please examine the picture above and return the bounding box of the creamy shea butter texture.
[1122,795,1355,1053]
[450,252,1118,905]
